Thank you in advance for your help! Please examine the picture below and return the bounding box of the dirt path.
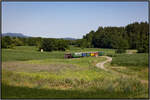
[96,56,112,71]
[95,56,148,84]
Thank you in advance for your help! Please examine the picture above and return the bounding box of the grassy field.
[2,46,115,62]
[107,53,149,81]
[2,46,149,98]
[111,53,148,67]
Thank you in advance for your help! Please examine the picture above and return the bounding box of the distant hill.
[2,33,29,38]
[2,33,78,40]
[62,37,77,40]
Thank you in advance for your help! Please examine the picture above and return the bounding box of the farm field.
[2,46,149,98]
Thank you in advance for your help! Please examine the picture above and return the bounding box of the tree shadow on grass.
[1,83,147,99]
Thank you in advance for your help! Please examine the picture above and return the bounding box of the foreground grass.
[2,69,148,99]
[2,82,147,99]
[2,46,149,98]
[2,59,148,98]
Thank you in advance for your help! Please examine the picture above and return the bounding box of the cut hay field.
[2,46,149,99]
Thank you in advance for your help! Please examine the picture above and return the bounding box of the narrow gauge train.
[64,51,104,58]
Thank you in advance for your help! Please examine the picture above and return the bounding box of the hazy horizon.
[2,2,148,39]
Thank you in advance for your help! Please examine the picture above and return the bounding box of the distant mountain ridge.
[2,33,29,37]
[61,37,77,40]
[2,33,78,40]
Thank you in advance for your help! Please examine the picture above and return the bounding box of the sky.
[2,2,148,39]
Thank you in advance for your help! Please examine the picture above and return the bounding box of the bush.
[7,44,15,49]
[39,39,55,51]
[115,49,126,53]
[137,47,145,53]
[2,36,14,48]
[12,38,24,46]
[106,53,117,57]
[137,46,148,53]
[39,38,69,52]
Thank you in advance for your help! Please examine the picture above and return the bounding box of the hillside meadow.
[2,46,149,98]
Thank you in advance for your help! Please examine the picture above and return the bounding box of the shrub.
[2,36,14,48]
[115,49,126,53]
[39,38,69,52]
[137,47,148,53]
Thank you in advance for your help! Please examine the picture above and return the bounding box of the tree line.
[76,22,149,53]
[2,36,70,51]
[2,22,149,53]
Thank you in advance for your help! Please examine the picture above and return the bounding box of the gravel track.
[96,56,112,71]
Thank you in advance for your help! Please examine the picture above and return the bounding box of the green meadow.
[2,46,148,98]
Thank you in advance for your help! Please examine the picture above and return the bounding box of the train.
[64,51,104,58]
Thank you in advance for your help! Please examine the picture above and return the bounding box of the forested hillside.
[77,22,149,53]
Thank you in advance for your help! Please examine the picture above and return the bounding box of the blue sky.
[2,2,148,39]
